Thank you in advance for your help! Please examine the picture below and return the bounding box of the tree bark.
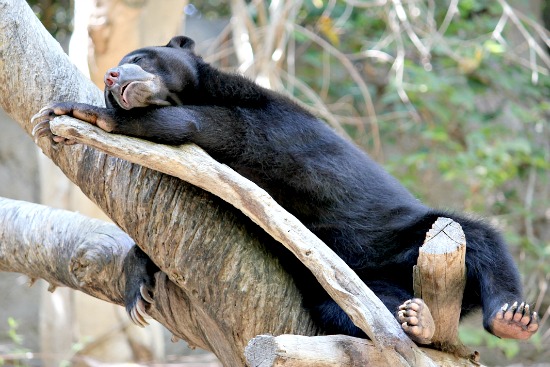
[0,197,131,301]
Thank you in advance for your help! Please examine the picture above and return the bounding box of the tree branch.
[0,196,209,351]
[0,196,131,300]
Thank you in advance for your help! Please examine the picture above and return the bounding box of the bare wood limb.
[0,196,212,352]
[50,116,437,366]
[245,334,484,367]
[413,217,467,353]
[0,196,132,300]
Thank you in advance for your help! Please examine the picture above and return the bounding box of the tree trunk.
[244,335,480,367]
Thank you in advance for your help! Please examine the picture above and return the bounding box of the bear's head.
[104,36,200,110]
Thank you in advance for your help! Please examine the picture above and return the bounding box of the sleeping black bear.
[32,36,538,343]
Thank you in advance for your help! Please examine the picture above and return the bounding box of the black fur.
[43,36,525,337]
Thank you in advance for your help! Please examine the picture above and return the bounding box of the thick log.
[244,334,483,367]
[413,217,467,353]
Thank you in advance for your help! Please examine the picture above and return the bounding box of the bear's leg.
[123,245,158,327]
[366,281,436,343]
[312,280,427,340]
[459,219,539,340]
[32,102,201,146]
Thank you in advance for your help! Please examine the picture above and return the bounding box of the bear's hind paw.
[397,298,435,345]
[491,301,539,340]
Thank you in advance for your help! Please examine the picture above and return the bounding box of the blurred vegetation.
[27,0,73,47]
[27,0,550,364]
[0,318,31,367]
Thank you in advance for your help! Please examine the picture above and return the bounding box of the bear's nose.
[104,68,120,87]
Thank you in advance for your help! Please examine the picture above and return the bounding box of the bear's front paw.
[123,245,159,327]
[31,104,77,145]
[125,281,155,327]
[397,298,435,344]
[491,302,539,340]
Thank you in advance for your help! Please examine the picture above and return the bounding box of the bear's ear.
[166,36,195,51]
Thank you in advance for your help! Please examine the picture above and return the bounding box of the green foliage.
[295,0,549,214]
[26,0,73,44]
[1,318,31,367]
[399,56,549,199]
[6,318,23,346]
[460,324,545,361]
[459,325,521,359]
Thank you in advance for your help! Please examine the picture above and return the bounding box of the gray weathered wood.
[244,334,483,367]
[0,196,132,298]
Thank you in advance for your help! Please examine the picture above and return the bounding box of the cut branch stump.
[414,217,468,355]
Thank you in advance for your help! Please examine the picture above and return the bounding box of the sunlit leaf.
[484,39,506,54]
[318,15,340,46]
